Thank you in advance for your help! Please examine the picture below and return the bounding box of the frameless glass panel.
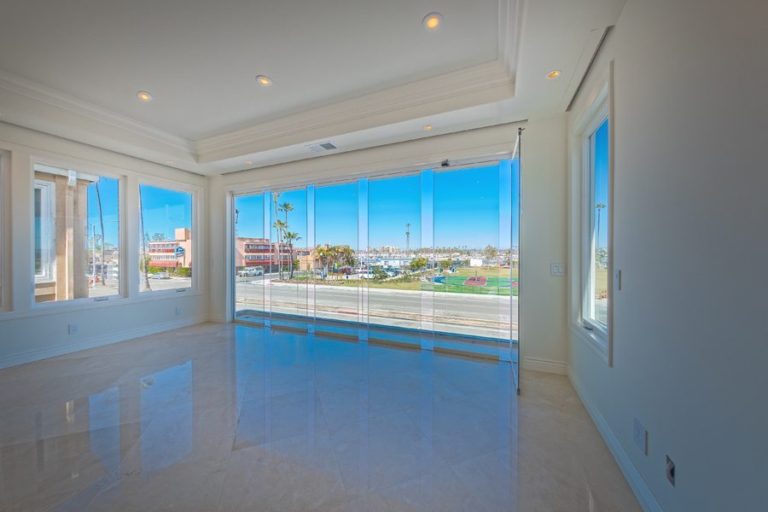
[33,164,120,303]
[510,154,521,369]
[268,188,309,318]
[234,193,267,322]
[432,163,508,355]
[366,174,424,331]
[588,119,610,327]
[313,182,359,323]
[138,185,193,292]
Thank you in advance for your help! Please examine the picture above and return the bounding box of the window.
[34,180,55,281]
[233,157,521,360]
[139,184,193,292]
[582,117,611,334]
[33,164,121,303]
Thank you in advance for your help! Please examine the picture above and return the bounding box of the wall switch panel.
[633,418,649,455]
[549,263,566,277]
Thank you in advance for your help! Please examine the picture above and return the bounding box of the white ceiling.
[0,0,499,140]
[0,0,627,175]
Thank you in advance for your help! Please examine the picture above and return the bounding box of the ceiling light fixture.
[546,70,561,80]
[137,90,153,102]
[423,12,443,31]
[255,75,273,87]
[245,160,253,165]
[423,124,433,131]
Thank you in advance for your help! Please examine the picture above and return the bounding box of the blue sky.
[593,119,609,248]
[234,158,520,250]
[86,177,120,246]
[137,185,193,242]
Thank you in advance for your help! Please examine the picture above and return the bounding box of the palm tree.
[284,231,301,279]
[315,244,332,279]
[273,219,287,279]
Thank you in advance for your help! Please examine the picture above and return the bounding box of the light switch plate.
[550,263,566,277]
[633,418,648,455]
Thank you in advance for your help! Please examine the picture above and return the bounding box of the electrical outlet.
[67,323,78,335]
[666,455,676,487]
[633,418,648,455]
[174,306,182,316]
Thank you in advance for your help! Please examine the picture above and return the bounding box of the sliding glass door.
[233,154,520,362]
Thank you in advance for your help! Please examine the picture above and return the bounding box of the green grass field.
[285,266,519,296]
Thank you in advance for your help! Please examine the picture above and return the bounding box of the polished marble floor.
[0,323,641,512]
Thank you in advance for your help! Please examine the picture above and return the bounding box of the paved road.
[235,279,518,339]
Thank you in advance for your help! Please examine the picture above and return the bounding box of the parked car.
[150,271,170,279]
[238,266,264,277]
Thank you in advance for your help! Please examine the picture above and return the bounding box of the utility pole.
[405,223,411,256]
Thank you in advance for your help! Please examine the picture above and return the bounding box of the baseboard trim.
[568,370,664,512]
[523,356,568,375]
[0,316,205,370]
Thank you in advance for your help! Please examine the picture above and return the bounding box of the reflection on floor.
[0,323,641,512]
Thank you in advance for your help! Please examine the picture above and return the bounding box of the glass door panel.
[366,174,424,332]
[313,182,359,324]
[432,163,508,357]
[268,188,309,319]
[234,193,267,322]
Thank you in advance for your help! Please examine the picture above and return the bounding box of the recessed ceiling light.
[546,70,561,80]
[165,160,174,165]
[245,160,253,165]
[423,12,443,31]
[137,90,153,102]
[423,124,433,131]
[255,75,273,87]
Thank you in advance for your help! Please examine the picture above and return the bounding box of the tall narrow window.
[33,164,121,303]
[583,118,610,332]
[138,184,194,292]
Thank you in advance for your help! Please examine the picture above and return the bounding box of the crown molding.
[196,59,516,163]
[0,0,523,170]
[0,71,192,154]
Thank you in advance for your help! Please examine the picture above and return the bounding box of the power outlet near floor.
[666,455,676,487]
[174,306,182,317]
[67,323,79,336]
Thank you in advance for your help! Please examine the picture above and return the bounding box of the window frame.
[581,112,610,336]
[0,151,8,311]
[33,179,56,283]
[137,180,199,295]
[571,79,613,365]
[30,157,127,308]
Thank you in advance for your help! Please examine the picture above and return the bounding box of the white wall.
[208,119,570,372]
[0,122,209,368]
[567,1,768,510]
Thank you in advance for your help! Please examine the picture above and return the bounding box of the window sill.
[570,322,611,366]
[0,289,205,322]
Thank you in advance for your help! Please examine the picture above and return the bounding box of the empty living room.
[0,0,764,511]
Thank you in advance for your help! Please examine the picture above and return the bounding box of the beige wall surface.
[567,1,768,510]
[0,122,208,368]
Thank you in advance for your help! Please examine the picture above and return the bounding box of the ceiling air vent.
[307,141,338,153]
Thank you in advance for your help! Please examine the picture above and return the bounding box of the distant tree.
[284,231,301,278]
[483,245,499,262]
[409,256,428,272]
[372,266,388,281]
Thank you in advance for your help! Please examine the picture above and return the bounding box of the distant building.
[234,237,311,269]
[147,228,192,269]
